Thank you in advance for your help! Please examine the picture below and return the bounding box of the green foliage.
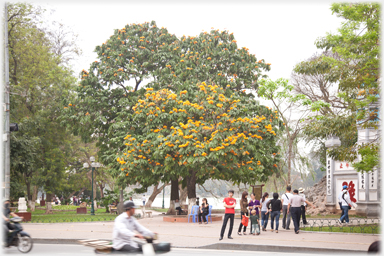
[293,3,380,173]
[258,78,330,111]
[10,179,26,202]
[61,21,274,190]
[8,3,84,200]
[315,3,379,103]
[352,144,379,173]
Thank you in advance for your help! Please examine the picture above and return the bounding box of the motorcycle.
[3,217,33,253]
[79,234,171,255]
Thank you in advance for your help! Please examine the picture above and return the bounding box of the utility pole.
[4,3,10,200]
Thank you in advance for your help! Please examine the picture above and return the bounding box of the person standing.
[298,188,307,225]
[237,191,249,235]
[338,185,349,223]
[219,190,236,240]
[141,195,146,207]
[281,186,293,230]
[260,192,270,231]
[267,193,282,233]
[338,189,354,225]
[288,189,315,234]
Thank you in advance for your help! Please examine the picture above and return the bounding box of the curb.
[300,230,380,236]
[33,238,366,253]
[199,243,366,254]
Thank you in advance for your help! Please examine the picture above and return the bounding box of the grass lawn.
[150,208,168,213]
[306,214,366,219]
[24,208,119,223]
[302,224,380,234]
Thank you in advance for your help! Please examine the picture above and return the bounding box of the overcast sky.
[26,0,343,83]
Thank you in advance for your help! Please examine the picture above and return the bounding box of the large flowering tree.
[62,21,278,209]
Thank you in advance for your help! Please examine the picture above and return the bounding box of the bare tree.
[45,21,82,66]
[291,51,348,117]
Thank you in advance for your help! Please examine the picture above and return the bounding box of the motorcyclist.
[3,199,23,246]
[111,201,156,253]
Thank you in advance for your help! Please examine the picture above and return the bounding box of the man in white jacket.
[338,185,349,223]
[338,190,354,225]
[112,201,155,252]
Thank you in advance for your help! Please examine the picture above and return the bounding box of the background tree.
[257,78,328,185]
[8,3,83,213]
[293,3,380,173]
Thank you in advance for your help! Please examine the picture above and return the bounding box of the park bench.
[145,211,153,218]
[109,205,118,214]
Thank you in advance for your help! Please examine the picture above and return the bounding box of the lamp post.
[83,157,101,216]
[325,135,341,148]
[162,185,165,209]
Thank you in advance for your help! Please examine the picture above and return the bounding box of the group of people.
[219,186,315,240]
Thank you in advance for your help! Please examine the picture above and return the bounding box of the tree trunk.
[30,186,38,212]
[45,193,53,214]
[117,188,124,214]
[187,170,197,214]
[98,182,105,198]
[179,184,188,205]
[287,142,292,186]
[273,174,278,193]
[145,182,168,208]
[26,181,32,208]
[166,179,179,215]
[67,187,86,202]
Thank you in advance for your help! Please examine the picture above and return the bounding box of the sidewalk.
[23,215,378,253]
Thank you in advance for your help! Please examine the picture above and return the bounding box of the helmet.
[343,185,348,189]
[123,201,137,211]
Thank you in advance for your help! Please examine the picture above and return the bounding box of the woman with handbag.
[237,191,249,235]
[198,198,209,224]
[338,189,354,225]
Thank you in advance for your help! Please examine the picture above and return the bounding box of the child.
[250,210,260,235]
[219,189,236,240]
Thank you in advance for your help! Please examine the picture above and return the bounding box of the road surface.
[3,244,322,255]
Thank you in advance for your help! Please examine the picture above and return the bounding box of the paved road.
[3,244,322,255]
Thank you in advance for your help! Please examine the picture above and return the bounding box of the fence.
[299,218,380,234]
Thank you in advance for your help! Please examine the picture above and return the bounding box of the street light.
[325,135,341,148]
[162,185,165,209]
[83,157,101,216]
